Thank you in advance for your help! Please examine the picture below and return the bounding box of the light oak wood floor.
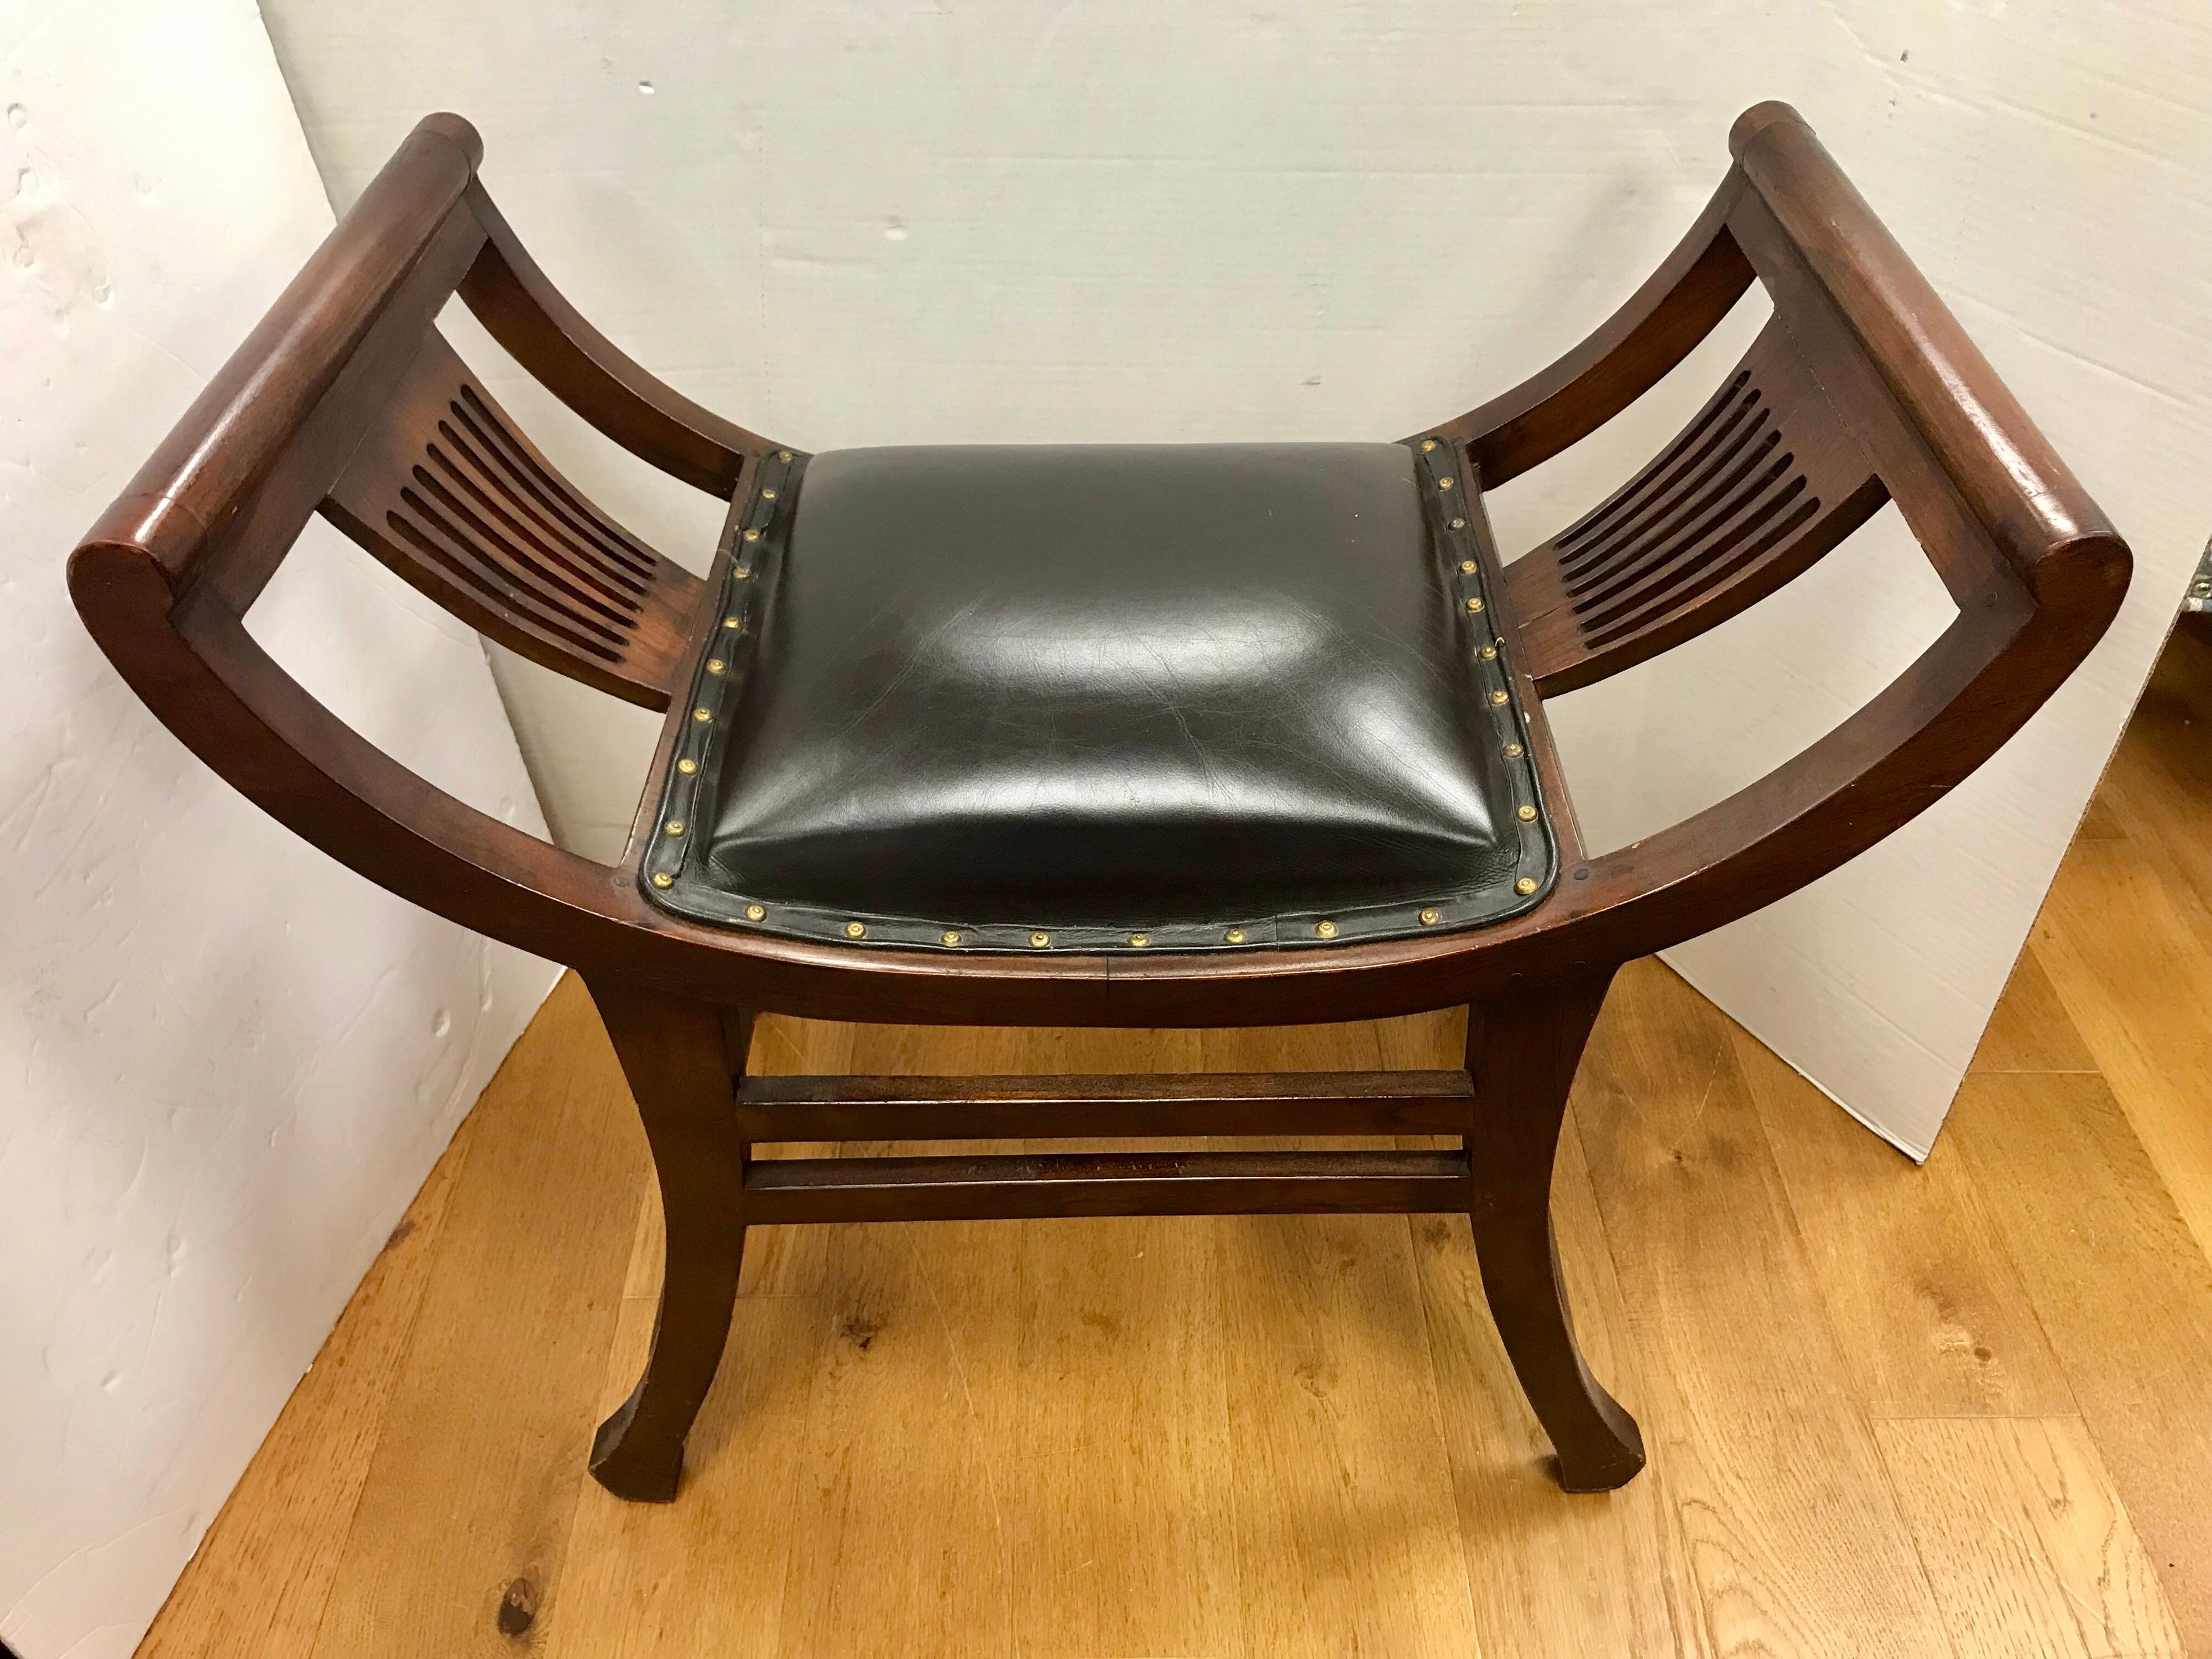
[140,627,2212,1659]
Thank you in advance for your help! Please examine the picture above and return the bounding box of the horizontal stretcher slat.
[739,1149,1474,1223]
[733,1069,1476,1140]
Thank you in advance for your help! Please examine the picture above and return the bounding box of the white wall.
[0,4,557,1655]
[262,1,2212,1155]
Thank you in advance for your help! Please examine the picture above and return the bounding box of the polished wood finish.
[134,654,2212,1653]
[458,181,773,497]
[323,334,702,706]
[744,1149,1474,1223]
[581,980,755,1503]
[1426,169,1755,486]
[70,102,2127,1031]
[1505,317,1888,695]
[73,102,2129,1509]
[735,1070,1476,1139]
[1464,972,1645,1491]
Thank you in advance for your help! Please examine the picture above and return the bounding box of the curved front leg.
[583,975,754,1502]
[1464,972,1646,1491]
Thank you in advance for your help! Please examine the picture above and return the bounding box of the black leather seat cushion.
[642,443,1552,952]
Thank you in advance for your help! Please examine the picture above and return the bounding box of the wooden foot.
[1464,972,1646,1491]
[582,976,754,1503]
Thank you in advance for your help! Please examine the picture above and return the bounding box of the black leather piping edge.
[636,436,1557,953]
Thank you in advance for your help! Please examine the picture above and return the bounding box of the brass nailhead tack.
[651,872,674,888]
[746,903,766,921]
[665,819,684,834]
[1516,877,1539,895]
[693,707,712,722]
[744,529,761,542]
[1030,931,1051,948]
[1480,644,1498,660]
[1418,907,1441,925]
[761,488,777,499]
[1314,919,1338,939]
[1129,932,1150,947]
[677,758,698,775]
[1420,438,1438,452]
[1490,689,1510,705]
[1460,559,1478,573]
[724,618,742,631]
[1504,742,1524,758]
[1517,804,1537,821]
[941,930,962,946]
[733,570,752,582]
[1224,927,1247,945]
[778,450,794,462]
[1466,597,1484,613]
[1450,516,1467,529]
[706,659,725,675]
[844,921,867,938]
[1437,476,1455,491]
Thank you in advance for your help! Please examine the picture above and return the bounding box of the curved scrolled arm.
[67,115,786,988]
[1472,101,2127,970]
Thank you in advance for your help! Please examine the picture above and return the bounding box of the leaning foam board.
[0,2,558,1655]
[261,0,2212,1157]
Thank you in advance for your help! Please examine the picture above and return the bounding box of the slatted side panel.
[1505,319,1887,695]
[394,381,658,656]
[1555,367,1808,644]
[323,332,706,707]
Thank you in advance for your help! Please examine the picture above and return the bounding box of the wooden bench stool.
[70,102,2127,1501]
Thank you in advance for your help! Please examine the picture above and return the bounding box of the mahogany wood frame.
[71,103,2128,1501]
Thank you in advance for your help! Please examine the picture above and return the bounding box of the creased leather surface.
[679,443,1541,936]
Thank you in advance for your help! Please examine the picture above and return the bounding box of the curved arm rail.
[84,115,486,613]
[68,114,757,967]
[70,105,2128,1031]
[459,185,774,497]
[1442,100,2128,981]
[1416,171,1755,486]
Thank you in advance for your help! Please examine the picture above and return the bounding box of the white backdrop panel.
[0,3,557,1654]
[262,0,2212,1155]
